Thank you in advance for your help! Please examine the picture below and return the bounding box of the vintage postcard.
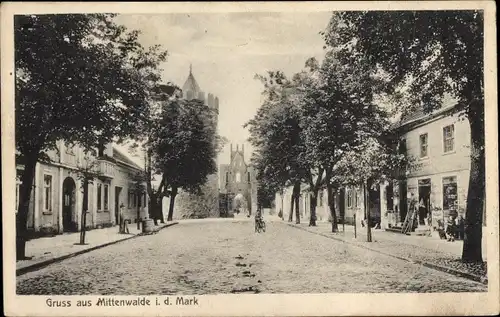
[2,1,498,316]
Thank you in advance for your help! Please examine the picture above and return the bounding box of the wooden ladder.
[401,206,417,234]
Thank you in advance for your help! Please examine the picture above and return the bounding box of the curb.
[16,222,178,277]
[286,223,488,285]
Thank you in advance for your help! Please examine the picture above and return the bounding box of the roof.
[112,146,142,170]
[390,94,458,131]
[182,66,201,95]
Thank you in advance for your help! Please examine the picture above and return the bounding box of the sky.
[113,12,333,166]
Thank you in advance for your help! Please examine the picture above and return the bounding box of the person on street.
[445,215,455,242]
[457,215,465,240]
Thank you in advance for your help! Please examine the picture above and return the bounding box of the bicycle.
[255,216,266,233]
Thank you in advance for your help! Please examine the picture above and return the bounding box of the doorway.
[115,186,122,224]
[418,179,431,225]
[62,177,76,232]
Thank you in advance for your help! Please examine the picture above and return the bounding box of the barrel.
[142,219,154,233]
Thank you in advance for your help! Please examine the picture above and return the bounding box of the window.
[43,175,53,211]
[103,184,109,210]
[65,144,75,155]
[138,192,142,207]
[225,172,229,184]
[128,191,133,208]
[247,172,251,183]
[443,176,458,210]
[347,190,353,208]
[355,191,361,208]
[236,172,241,183]
[419,133,428,158]
[97,183,102,210]
[443,125,455,153]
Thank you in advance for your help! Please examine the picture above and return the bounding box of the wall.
[381,113,472,229]
[19,141,146,236]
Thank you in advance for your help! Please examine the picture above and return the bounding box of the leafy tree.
[151,97,219,222]
[15,14,167,259]
[324,11,485,262]
[298,55,386,229]
[333,137,411,241]
[141,84,181,225]
[246,71,310,224]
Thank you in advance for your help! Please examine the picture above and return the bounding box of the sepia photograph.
[2,1,498,316]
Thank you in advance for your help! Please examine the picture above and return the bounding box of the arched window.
[247,172,250,183]
[236,172,241,183]
[225,172,229,184]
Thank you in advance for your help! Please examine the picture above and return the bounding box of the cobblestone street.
[17,220,487,295]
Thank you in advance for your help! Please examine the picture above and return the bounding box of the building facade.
[381,105,476,230]
[274,185,342,223]
[16,141,148,236]
[273,104,484,232]
[219,144,258,214]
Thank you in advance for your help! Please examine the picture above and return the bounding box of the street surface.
[17,219,487,294]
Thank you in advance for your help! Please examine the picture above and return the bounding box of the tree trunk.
[365,182,372,242]
[136,199,141,230]
[462,113,485,262]
[309,191,318,226]
[293,182,301,224]
[167,186,178,222]
[159,208,165,224]
[288,189,294,222]
[295,194,300,224]
[327,184,338,232]
[16,156,38,260]
[79,177,89,244]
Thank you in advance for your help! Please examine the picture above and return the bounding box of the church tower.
[167,65,220,218]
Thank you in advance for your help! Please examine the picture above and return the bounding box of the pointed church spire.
[189,63,192,75]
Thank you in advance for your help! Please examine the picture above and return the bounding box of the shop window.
[419,133,428,158]
[443,124,455,153]
[443,176,458,210]
[43,175,53,212]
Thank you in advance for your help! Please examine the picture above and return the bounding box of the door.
[418,179,431,225]
[115,187,122,224]
[62,177,76,232]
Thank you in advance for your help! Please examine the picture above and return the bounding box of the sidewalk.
[285,221,488,284]
[17,221,178,276]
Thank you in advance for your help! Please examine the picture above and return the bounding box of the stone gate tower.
[219,144,258,214]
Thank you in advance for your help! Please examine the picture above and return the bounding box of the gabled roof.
[112,146,142,170]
